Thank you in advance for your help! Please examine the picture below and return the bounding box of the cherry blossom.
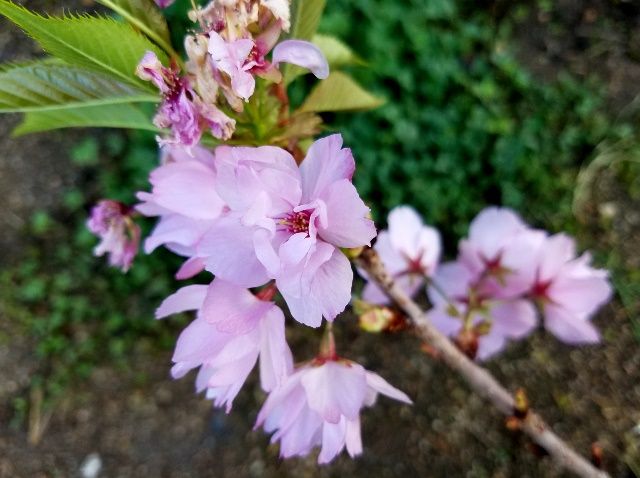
[255,358,411,463]
[87,200,140,272]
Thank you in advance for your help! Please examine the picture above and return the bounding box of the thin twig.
[356,247,610,478]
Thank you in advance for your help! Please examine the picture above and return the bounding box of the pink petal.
[364,371,412,404]
[375,231,409,275]
[476,332,507,361]
[344,417,363,458]
[427,262,476,306]
[388,206,424,257]
[272,39,329,79]
[214,145,301,217]
[318,419,347,464]
[258,306,293,392]
[468,207,527,262]
[155,285,208,319]
[301,362,367,423]
[144,214,213,255]
[175,257,206,280]
[548,275,612,316]
[537,233,576,283]
[490,299,537,338]
[149,161,224,220]
[299,134,355,203]
[318,179,376,248]
[361,280,391,305]
[425,306,463,337]
[543,304,601,344]
[171,317,232,365]
[198,216,270,288]
[200,279,272,334]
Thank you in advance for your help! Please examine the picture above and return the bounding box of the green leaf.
[0,0,167,89]
[13,103,159,135]
[298,71,384,113]
[96,0,174,57]
[0,60,158,113]
[289,0,326,41]
[312,34,365,69]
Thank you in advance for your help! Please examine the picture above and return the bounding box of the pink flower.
[87,200,140,272]
[530,234,612,344]
[361,206,441,304]
[156,280,293,412]
[426,262,537,360]
[208,31,257,101]
[255,359,411,463]
[458,207,545,299]
[208,31,328,105]
[198,134,376,326]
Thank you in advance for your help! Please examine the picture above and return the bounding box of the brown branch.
[356,247,610,478]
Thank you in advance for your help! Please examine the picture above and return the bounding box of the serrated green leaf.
[298,71,384,113]
[96,0,174,56]
[0,0,167,89]
[13,103,159,135]
[0,60,158,113]
[312,34,365,68]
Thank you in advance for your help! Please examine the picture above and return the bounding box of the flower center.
[280,210,311,234]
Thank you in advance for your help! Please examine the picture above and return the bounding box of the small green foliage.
[320,0,612,241]
[0,131,186,414]
[70,137,100,166]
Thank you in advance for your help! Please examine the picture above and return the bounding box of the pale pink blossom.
[198,134,376,326]
[361,206,441,304]
[458,207,545,299]
[530,233,612,344]
[255,359,411,463]
[426,262,537,360]
[87,200,140,272]
[157,280,293,412]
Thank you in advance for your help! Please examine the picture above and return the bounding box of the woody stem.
[356,247,609,478]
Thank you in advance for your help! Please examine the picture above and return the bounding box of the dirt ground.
[1,1,640,477]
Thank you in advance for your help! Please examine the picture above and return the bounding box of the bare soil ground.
[1,1,640,477]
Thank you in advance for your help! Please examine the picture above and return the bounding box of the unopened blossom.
[157,280,292,412]
[198,134,377,327]
[255,358,411,463]
[87,200,141,272]
[529,233,612,344]
[154,0,174,8]
[426,262,537,360]
[361,206,441,304]
[136,51,235,147]
[459,207,545,299]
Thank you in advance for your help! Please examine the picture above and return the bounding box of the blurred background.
[1,0,640,476]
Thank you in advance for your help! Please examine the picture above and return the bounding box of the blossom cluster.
[83,0,613,465]
[89,133,411,463]
[361,206,612,360]
[137,0,328,148]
